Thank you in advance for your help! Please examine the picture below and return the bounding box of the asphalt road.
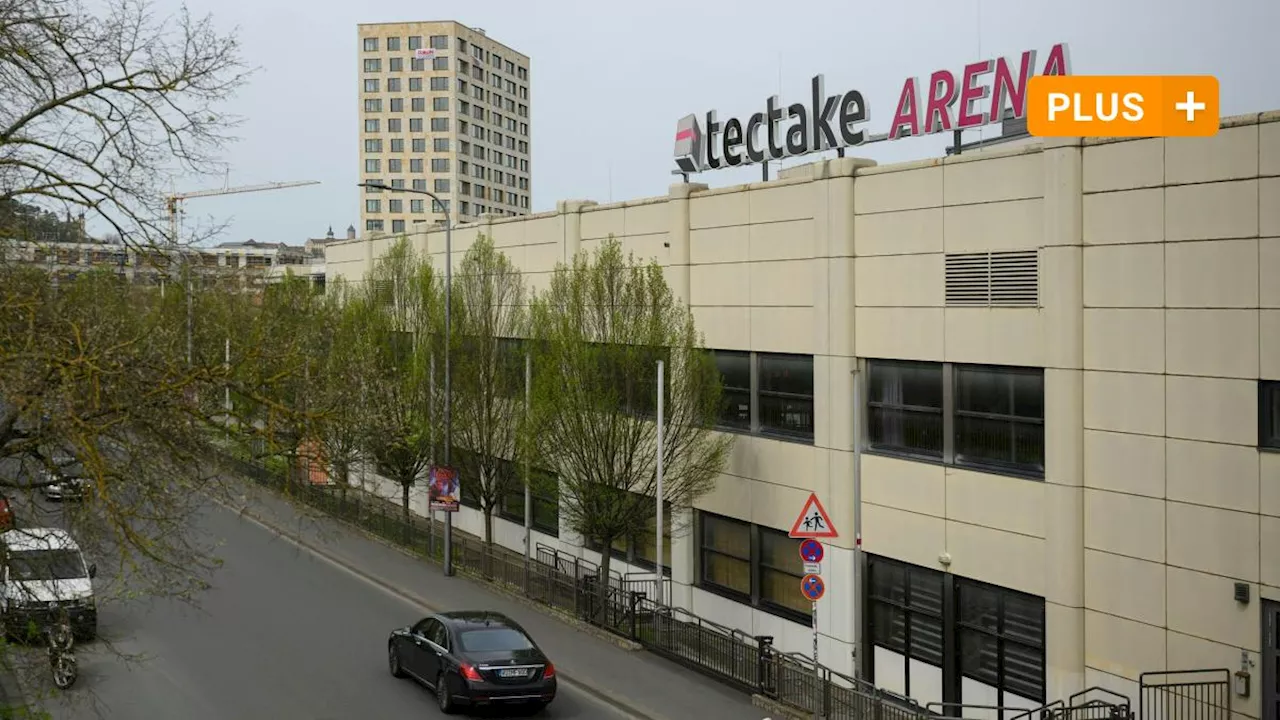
[34,499,633,720]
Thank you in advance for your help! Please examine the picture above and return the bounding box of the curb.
[752,693,809,720]
[220,494,669,720]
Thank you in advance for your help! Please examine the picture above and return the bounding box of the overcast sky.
[144,0,1278,245]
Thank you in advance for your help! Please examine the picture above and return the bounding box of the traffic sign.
[800,573,826,602]
[803,562,821,575]
[789,492,838,539]
[799,538,825,563]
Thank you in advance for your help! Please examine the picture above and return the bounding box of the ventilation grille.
[945,250,1039,307]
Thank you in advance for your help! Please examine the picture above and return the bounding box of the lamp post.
[357,182,455,577]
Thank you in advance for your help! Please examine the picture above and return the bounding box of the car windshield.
[457,628,534,653]
[8,550,85,581]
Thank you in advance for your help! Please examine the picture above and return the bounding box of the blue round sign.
[800,574,826,602]
[799,538,824,564]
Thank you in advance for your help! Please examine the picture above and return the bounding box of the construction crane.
[164,180,321,244]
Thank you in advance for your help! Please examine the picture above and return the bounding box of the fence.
[217,444,1228,720]
[1140,670,1232,720]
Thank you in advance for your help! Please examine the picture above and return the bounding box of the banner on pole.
[428,465,460,512]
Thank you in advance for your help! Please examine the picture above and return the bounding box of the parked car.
[38,453,90,502]
[0,527,98,641]
[387,611,556,714]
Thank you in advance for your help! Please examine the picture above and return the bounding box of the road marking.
[213,496,666,720]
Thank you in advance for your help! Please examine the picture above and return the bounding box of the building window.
[365,199,381,213]
[391,219,405,233]
[389,138,404,153]
[412,179,426,191]
[456,37,467,53]
[387,158,402,173]
[410,57,425,73]
[385,36,400,51]
[363,98,382,113]
[363,78,379,93]
[1261,381,1280,449]
[387,199,402,213]
[433,138,450,152]
[362,37,377,52]
[518,67,527,80]
[390,179,404,189]
[388,57,402,72]
[391,78,405,93]
[710,351,751,430]
[865,361,1045,479]
[364,181,383,193]
[412,138,426,153]
[697,512,808,625]
[957,578,1047,708]
[408,158,423,173]
[365,219,383,232]
[434,179,450,193]
[410,199,424,214]
[429,76,449,92]
[408,36,422,50]
[431,158,450,172]
[757,354,814,441]
[429,34,448,49]
[499,467,560,538]
[409,118,422,133]
[363,119,379,133]
[460,201,471,215]
[867,556,945,698]
[868,360,944,459]
[363,139,382,153]
[409,77,422,92]
[520,159,528,172]
[388,118,401,133]
[430,117,449,132]
[411,97,425,112]
[364,159,380,173]
[362,58,381,73]
[433,56,449,71]
[432,96,449,112]
[389,98,403,113]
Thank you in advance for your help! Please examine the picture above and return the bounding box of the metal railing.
[1140,670,1231,720]
[218,444,1231,720]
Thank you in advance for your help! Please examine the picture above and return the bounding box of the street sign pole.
[813,599,820,720]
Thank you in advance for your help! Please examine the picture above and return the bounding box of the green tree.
[312,278,374,498]
[527,238,732,619]
[356,239,442,531]
[452,236,530,548]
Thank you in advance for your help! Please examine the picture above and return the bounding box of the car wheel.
[388,645,405,678]
[436,672,456,714]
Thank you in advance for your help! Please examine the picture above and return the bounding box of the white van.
[0,528,97,640]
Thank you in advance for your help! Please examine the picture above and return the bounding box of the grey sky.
[146,0,1278,246]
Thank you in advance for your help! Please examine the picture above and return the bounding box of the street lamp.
[357,182,455,577]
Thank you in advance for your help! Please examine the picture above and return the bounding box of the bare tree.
[527,238,732,619]
[0,0,250,247]
[451,235,528,548]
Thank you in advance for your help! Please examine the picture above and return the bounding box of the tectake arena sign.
[674,43,1071,174]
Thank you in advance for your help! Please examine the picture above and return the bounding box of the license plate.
[498,669,525,678]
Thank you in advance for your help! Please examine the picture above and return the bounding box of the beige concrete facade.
[358,21,531,235]
[325,110,1280,717]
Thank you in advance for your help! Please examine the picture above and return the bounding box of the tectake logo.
[674,76,869,174]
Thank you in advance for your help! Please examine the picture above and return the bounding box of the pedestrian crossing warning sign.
[789,492,838,539]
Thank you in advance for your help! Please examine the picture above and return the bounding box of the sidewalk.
[230,477,767,720]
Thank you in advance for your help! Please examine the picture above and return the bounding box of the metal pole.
[442,198,454,577]
[851,365,864,680]
[655,359,665,606]
[523,352,532,562]
[813,601,821,720]
[429,352,437,558]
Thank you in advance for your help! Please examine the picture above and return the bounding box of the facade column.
[556,199,597,263]
[1040,137,1086,701]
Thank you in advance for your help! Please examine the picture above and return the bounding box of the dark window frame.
[1261,381,1280,450]
[696,511,811,626]
[864,360,1045,480]
[864,555,1047,710]
[706,350,815,445]
[583,491,672,577]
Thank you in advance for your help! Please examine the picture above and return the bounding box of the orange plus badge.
[1026,75,1219,138]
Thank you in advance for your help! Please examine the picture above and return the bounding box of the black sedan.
[388,610,557,714]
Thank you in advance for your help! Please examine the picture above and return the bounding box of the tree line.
[247,235,734,607]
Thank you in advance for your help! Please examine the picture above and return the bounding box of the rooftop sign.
[673,43,1071,173]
